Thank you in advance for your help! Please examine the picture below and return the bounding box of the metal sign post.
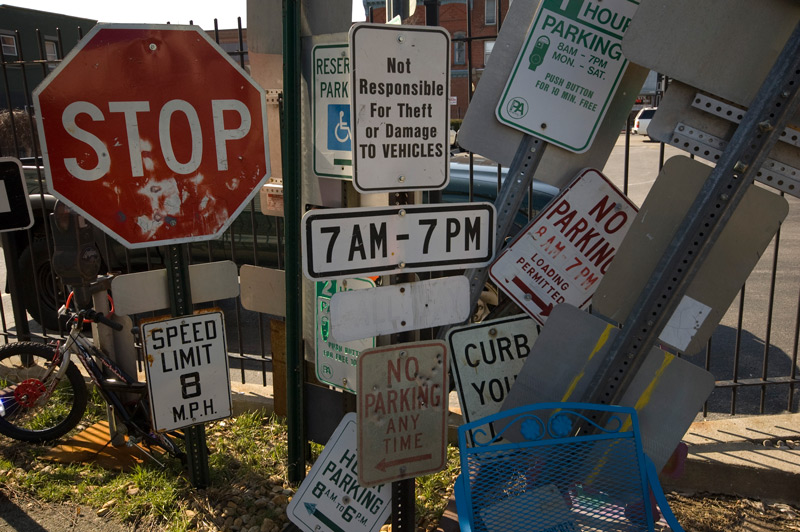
[165,244,209,488]
[579,22,800,420]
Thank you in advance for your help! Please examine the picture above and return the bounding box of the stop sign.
[33,24,270,248]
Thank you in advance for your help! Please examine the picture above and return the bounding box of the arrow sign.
[511,276,553,317]
[303,503,346,532]
[376,453,433,472]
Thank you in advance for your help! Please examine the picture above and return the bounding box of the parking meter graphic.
[528,36,550,71]
[49,201,101,305]
[327,104,351,151]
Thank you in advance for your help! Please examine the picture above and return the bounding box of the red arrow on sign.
[511,276,554,317]
[376,453,433,472]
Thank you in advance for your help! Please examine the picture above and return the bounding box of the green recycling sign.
[316,278,376,393]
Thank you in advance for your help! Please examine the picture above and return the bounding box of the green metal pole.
[283,0,306,483]
[165,244,209,488]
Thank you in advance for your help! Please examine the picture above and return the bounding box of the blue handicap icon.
[327,104,351,151]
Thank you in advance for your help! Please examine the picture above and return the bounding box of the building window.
[454,32,466,66]
[484,40,495,66]
[485,0,497,25]
[1,34,17,57]
[45,40,58,70]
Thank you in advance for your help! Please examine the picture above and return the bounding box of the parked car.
[632,107,657,138]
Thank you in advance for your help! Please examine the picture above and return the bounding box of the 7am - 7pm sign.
[301,203,495,280]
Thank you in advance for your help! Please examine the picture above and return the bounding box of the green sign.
[497,0,639,153]
[316,278,376,393]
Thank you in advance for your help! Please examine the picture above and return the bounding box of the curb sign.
[446,315,539,442]
[350,23,450,192]
[490,169,636,324]
[358,341,448,487]
[141,310,232,432]
[316,278,376,393]
[313,43,352,178]
[496,0,640,153]
[302,203,495,280]
[0,158,33,232]
[287,413,391,532]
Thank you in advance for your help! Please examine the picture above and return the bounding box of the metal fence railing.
[1,10,797,417]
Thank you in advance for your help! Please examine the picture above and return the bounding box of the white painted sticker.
[659,295,712,352]
[287,413,391,532]
[489,169,636,324]
[330,276,470,342]
[496,0,639,153]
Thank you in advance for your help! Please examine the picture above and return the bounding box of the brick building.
[362,0,512,120]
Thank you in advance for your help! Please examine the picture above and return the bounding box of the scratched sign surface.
[33,24,270,248]
[489,168,636,324]
[357,341,448,487]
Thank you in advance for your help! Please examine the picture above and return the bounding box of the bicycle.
[0,274,184,465]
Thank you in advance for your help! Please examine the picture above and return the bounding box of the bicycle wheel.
[0,342,88,442]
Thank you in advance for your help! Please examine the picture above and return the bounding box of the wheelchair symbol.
[327,104,351,151]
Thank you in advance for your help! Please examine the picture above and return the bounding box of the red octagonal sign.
[34,24,270,248]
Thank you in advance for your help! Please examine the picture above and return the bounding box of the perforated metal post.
[580,22,800,417]
[166,244,209,488]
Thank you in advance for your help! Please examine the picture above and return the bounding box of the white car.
[632,107,657,138]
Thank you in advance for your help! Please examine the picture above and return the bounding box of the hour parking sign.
[496,0,639,153]
[313,43,352,178]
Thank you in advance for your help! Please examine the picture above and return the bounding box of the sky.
[8,1,366,29]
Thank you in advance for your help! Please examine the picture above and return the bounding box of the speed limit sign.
[140,310,232,431]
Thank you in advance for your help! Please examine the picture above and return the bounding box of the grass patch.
[0,409,459,531]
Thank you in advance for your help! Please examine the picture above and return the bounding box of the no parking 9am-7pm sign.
[33,24,270,249]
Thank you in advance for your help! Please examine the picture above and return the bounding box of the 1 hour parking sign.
[313,43,352,178]
[496,0,639,152]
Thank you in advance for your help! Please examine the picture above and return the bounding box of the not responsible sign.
[358,341,448,487]
[141,311,232,432]
[287,413,391,532]
[496,0,639,152]
[349,23,450,192]
[490,169,636,324]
